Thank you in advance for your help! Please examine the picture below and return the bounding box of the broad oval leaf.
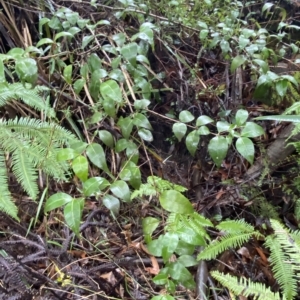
[160,190,194,214]
[72,155,88,182]
[275,79,288,97]
[64,198,84,236]
[103,195,120,215]
[110,180,131,202]
[196,115,214,127]
[235,109,248,126]
[142,217,160,236]
[173,123,187,142]
[197,126,210,135]
[241,122,265,138]
[185,130,200,157]
[99,130,114,148]
[208,136,229,167]
[179,110,195,123]
[100,79,123,103]
[45,192,73,212]
[83,177,110,196]
[230,55,246,73]
[236,137,254,164]
[117,117,133,139]
[86,143,110,174]
[56,148,79,161]
[138,128,153,141]
[133,113,152,130]
[216,121,230,133]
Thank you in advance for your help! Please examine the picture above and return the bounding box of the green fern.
[211,271,281,300]
[131,175,187,199]
[0,82,55,117]
[0,117,76,220]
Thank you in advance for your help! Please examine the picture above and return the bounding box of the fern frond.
[216,219,255,234]
[197,232,260,260]
[0,151,18,220]
[264,235,297,300]
[0,83,55,117]
[12,150,38,199]
[211,271,281,300]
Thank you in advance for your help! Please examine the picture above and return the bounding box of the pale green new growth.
[211,271,281,300]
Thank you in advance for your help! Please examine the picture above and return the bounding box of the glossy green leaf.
[72,155,88,182]
[82,35,94,49]
[175,240,195,256]
[217,121,230,133]
[103,195,120,215]
[119,161,141,189]
[56,148,79,161]
[115,139,129,152]
[86,143,110,174]
[197,126,210,135]
[208,136,229,167]
[275,79,288,97]
[236,137,254,164]
[54,31,73,41]
[177,226,206,246]
[36,38,54,47]
[45,192,73,212]
[87,53,102,72]
[241,122,265,138]
[230,55,246,73]
[82,177,110,196]
[134,99,150,110]
[73,78,85,95]
[65,11,79,25]
[138,128,153,141]
[196,115,214,126]
[100,79,123,103]
[89,71,100,100]
[280,75,298,87]
[235,109,248,126]
[179,110,195,123]
[117,117,133,139]
[121,42,137,66]
[220,40,230,54]
[185,130,200,156]
[160,190,194,214]
[152,273,168,285]
[15,58,38,84]
[103,98,116,118]
[64,198,84,236]
[142,217,160,237]
[112,32,126,47]
[99,130,114,148]
[162,233,179,262]
[147,235,164,256]
[63,65,73,85]
[177,255,198,267]
[133,113,152,130]
[110,180,131,202]
[69,141,88,153]
[172,123,187,142]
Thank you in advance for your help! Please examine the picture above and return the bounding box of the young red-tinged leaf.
[160,190,194,214]
[45,193,73,212]
[208,136,229,167]
[72,155,88,182]
[236,137,254,164]
[172,123,187,142]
